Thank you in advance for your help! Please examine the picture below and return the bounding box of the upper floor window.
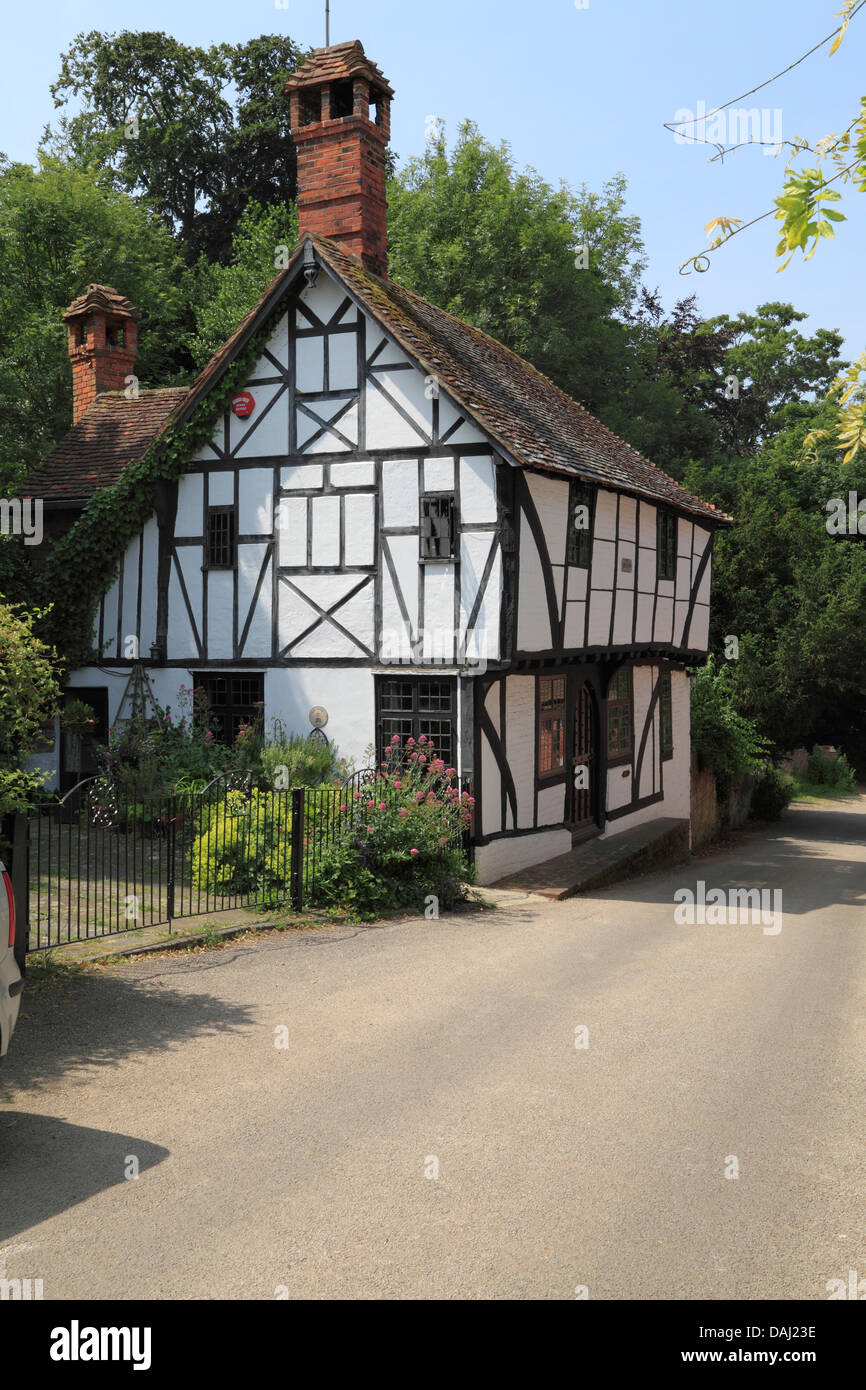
[567,480,595,567]
[607,667,633,760]
[657,510,677,581]
[420,494,455,561]
[660,668,673,759]
[206,506,236,570]
[538,676,566,777]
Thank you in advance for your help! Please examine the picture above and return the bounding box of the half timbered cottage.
[25,40,731,884]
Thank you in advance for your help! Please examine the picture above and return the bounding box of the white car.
[0,858,24,1060]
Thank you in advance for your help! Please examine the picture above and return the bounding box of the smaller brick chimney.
[285,41,393,278]
[62,284,140,424]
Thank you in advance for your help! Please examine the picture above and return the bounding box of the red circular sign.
[231,391,255,418]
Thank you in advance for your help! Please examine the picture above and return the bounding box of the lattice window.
[566,481,595,567]
[377,677,456,766]
[538,676,566,777]
[607,667,633,759]
[660,668,673,758]
[657,510,677,581]
[206,506,236,570]
[194,673,264,745]
[420,495,455,560]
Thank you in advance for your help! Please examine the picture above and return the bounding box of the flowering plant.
[310,734,474,919]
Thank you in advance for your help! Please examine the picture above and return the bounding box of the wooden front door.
[570,681,597,832]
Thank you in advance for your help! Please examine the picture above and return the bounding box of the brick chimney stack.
[285,41,393,278]
[62,284,140,425]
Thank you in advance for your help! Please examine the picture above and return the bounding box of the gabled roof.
[24,388,187,502]
[308,238,731,525]
[25,235,731,524]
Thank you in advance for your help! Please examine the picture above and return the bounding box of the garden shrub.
[750,766,797,821]
[805,746,857,791]
[308,735,474,920]
[191,788,293,902]
[690,658,768,801]
[0,595,60,819]
[257,724,348,790]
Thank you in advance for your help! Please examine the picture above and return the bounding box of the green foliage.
[309,736,474,920]
[805,746,857,791]
[0,154,190,492]
[258,725,346,792]
[191,788,292,902]
[45,30,307,263]
[750,767,797,821]
[187,201,297,368]
[98,684,243,800]
[690,658,769,800]
[387,123,644,416]
[0,595,60,816]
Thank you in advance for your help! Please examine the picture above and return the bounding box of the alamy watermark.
[0,496,42,545]
[674,880,782,935]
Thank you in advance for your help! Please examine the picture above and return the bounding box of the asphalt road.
[1,800,864,1300]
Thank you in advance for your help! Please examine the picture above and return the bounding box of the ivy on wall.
[38,294,290,672]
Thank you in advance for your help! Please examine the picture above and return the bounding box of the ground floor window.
[660,668,673,758]
[607,666,633,760]
[537,675,566,777]
[376,676,457,766]
[192,672,264,744]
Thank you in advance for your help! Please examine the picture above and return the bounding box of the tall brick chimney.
[62,284,140,424]
[285,41,393,278]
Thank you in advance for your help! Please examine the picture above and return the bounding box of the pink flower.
[339,804,347,812]
[445,767,456,776]
[394,780,402,789]
[410,848,419,856]
[407,737,416,747]
[367,799,375,808]
[378,801,386,810]
[418,734,428,744]
[390,734,400,744]
[399,808,408,818]
[416,791,425,803]
[418,754,427,766]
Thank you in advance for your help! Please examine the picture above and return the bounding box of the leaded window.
[660,668,673,759]
[193,673,264,745]
[420,494,455,560]
[607,667,633,759]
[377,677,456,766]
[657,510,677,581]
[538,676,567,777]
[567,481,595,567]
[206,506,236,570]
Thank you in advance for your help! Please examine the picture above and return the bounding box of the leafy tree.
[187,201,297,369]
[0,155,189,492]
[672,2,865,458]
[704,303,846,456]
[687,413,866,767]
[45,30,306,263]
[386,122,645,416]
[0,596,60,817]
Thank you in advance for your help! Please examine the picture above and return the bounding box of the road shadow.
[0,964,255,1096]
[0,1113,169,1243]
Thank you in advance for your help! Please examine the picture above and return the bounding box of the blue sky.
[3,0,864,356]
